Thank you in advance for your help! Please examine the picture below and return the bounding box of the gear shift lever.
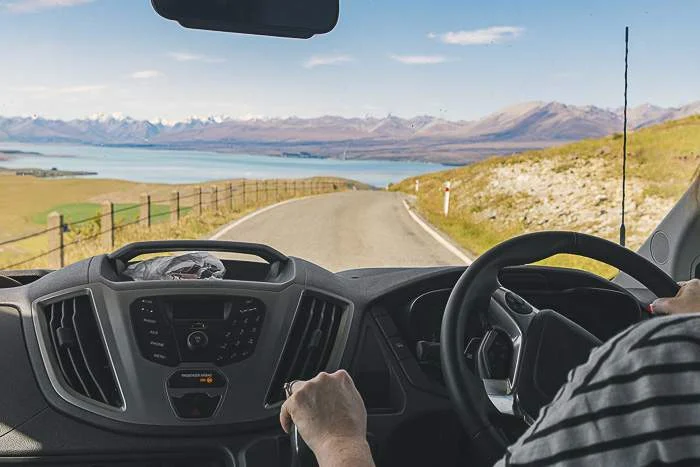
[285,382,317,467]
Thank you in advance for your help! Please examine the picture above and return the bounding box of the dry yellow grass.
[392,116,700,277]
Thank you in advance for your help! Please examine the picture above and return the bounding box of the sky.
[0,0,698,122]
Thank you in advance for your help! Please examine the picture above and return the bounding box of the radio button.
[187,331,209,350]
[216,341,230,352]
[149,351,177,366]
[138,316,160,326]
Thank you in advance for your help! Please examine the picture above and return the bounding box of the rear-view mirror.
[151,0,339,39]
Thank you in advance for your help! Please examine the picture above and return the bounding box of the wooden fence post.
[212,185,219,211]
[241,181,247,206]
[193,186,202,216]
[101,201,114,250]
[170,191,180,224]
[226,183,234,210]
[47,212,64,269]
[255,181,260,203]
[140,193,151,228]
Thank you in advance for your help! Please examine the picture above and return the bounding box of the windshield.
[0,1,698,274]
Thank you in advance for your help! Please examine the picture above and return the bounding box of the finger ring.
[284,380,300,397]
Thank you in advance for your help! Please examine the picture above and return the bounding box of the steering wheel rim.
[440,231,680,464]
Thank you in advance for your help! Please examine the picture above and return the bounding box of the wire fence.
[0,178,355,270]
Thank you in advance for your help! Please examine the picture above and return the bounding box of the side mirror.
[151,0,339,39]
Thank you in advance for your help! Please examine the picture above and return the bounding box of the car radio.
[130,296,266,367]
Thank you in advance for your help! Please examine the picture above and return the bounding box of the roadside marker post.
[415,179,420,193]
[443,181,451,217]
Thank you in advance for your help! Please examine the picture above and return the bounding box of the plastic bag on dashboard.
[123,252,226,281]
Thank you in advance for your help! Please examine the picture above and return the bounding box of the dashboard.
[0,241,644,467]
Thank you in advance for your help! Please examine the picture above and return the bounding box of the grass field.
[0,174,190,240]
[392,116,700,277]
[29,202,186,226]
[0,175,362,270]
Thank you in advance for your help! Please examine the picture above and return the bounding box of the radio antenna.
[620,26,629,247]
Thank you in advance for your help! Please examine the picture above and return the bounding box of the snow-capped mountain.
[1,101,698,149]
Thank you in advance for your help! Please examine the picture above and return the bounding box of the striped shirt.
[494,314,700,467]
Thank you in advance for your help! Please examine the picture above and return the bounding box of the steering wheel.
[440,231,680,465]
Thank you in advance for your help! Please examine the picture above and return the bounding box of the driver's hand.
[651,279,700,315]
[279,370,375,467]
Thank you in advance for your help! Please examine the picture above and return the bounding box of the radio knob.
[187,330,209,351]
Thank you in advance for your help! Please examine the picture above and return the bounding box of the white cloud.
[304,54,353,68]
[168,52,226,63]
[428,26,524,45]
[10,85,50,92]
[130,70,163,79]
[11,84,106,97]
[1,0,92,13]
[57,84,106,94]
[390,54,448,65]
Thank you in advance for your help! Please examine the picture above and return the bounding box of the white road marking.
[402,199,473,265]
[209,196,311,240]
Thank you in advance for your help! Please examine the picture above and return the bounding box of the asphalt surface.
[213,190,463,272]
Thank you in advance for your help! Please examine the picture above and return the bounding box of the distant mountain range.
[1,101,698,164]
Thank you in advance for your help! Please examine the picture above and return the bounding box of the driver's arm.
[280,370,375,467]
[494,280,700,467]
[280,280,700,467]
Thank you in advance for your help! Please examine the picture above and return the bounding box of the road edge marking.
[401,199,473,265]
[209,195,314,240]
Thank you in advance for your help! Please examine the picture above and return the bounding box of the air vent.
[41,294,122,408]
[266,292,346,405]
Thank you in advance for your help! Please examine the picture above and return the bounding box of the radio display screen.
[172,298,227,320]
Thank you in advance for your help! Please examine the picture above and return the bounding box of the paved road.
[213,191,463,272]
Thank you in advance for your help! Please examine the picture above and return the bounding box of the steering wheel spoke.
[479,288,540,420]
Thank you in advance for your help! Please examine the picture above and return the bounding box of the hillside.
[1,101,699,164]
[392,116,700,276]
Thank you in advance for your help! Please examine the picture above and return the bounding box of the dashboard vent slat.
[40,294,122,408]
[61,299,92,398]
[266,292,346,405]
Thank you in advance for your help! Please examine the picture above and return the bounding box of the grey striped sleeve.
[493,314,700,467]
